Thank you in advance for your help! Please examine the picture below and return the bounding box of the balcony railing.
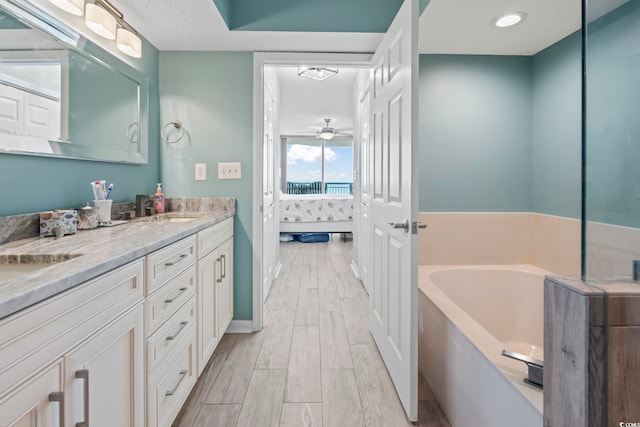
[286,181,353,195]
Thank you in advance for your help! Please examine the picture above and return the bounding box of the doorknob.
[388,220,409,233]
[412,221,428,234]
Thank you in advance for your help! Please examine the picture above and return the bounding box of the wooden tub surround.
[544,276,640,426]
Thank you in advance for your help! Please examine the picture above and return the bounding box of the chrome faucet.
[135,194,150,217]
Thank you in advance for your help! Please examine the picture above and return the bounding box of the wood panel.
[543,279,591,427]
[608,327,640,423]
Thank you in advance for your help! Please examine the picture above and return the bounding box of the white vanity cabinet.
[145,235,198,427]
[0,259,145,427]
[196,217,234,374]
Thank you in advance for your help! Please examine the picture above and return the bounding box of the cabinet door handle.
[48,391,65,427]
[165,370,188,396]
[221,254,226,279]
[75,369,89,427]
[216,257,223,283]
[165,253,189,266]
[166,321,189,341]
[164,287,188,304]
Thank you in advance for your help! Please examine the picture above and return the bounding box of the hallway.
[173,238,450,426]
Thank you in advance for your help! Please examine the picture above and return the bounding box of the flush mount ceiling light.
[48,0,83,16]
[84,0,142,58]
[298,66,338,81]
[493,12,527,28]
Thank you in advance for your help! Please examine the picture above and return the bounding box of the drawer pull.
[165,253,189,267]
[165,369,188,396]
[75,369,89,427]
[48,391,65,427]
[216,257,223,283]
[166,321,189,341]
[221,254,226,279]
[164,287,188,304]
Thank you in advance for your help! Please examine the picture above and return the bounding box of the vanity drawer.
[145,264,196,335]
[147,295,196,375]
[197,218,233,259]
[146,235,196,294]
[147,330,197,427]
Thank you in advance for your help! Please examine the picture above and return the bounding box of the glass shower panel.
[584,0,640,281]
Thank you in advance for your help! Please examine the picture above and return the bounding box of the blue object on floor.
[293,233,330,243]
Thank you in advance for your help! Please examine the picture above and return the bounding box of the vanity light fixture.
[48,0,84,16]
[117,27,141,58]
[85,0,142,58]
[298,66,338,81]
[85,2,116,39]
[493,12,527,28]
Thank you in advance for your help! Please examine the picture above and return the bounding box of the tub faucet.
[135,194,150,217]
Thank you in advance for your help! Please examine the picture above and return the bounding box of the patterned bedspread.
[279,194,354,223]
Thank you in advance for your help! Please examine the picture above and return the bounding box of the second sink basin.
[0,254,82,283]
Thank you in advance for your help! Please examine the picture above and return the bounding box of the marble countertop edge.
[0,207,235,321]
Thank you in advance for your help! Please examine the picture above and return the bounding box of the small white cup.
[93,199,113,223]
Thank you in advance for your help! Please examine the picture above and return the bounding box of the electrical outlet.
[195,163,206,181]
[218,162,242,179]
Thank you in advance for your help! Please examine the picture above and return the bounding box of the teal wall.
[532,32,582,219]
[585,1,640,228]
[0,38,160,217]
[159,52,254,321]
[418,36,581,218]
[418,55,533,212]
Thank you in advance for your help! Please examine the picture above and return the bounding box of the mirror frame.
[0,0,148,164]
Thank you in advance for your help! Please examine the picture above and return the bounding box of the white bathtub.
[418,265,546,427]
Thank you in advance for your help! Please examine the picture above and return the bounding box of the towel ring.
[161,120,185,144]
[126,122,138,143]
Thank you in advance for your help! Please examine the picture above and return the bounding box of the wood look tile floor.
[173,237,451,427]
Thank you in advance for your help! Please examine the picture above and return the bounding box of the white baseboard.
[226,320,254,333]
[274,260,282,279]
[350,260,360,279]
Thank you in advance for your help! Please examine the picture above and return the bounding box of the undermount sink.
[0,254,82,283]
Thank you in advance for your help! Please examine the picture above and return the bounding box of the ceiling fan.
[315,118,351,140]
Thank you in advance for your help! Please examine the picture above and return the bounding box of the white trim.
[225,320,253,334]
[252,51,373,334]
[274,260,282,279]
[350,259,360,280]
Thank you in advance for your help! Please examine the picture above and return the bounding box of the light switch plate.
[195,163,206,181]
[218,162,242,179]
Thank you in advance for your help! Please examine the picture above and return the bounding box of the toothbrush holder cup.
[93,199,113,223]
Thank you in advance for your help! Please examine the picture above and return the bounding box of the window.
[284,139,353,194]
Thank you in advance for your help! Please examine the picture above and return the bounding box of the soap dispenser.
[153,183,165,214]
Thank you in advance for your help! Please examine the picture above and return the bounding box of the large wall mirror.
[0,0,148,164]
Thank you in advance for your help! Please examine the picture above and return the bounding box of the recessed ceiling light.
[493,12,527,28]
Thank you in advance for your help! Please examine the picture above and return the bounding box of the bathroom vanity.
[0,200,235,427]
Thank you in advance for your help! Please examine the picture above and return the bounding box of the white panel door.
[24,92,61,139]
[358,89,371,293]
[0,83,22,135]
[368,0,418,421]
[262,82,276,301]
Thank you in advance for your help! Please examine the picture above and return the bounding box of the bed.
[279,193,354,233]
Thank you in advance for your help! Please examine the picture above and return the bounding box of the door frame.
[252,52,372,332]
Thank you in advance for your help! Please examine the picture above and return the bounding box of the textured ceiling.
[110,0,583,55]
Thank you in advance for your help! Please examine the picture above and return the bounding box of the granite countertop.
[0,198,235,320]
